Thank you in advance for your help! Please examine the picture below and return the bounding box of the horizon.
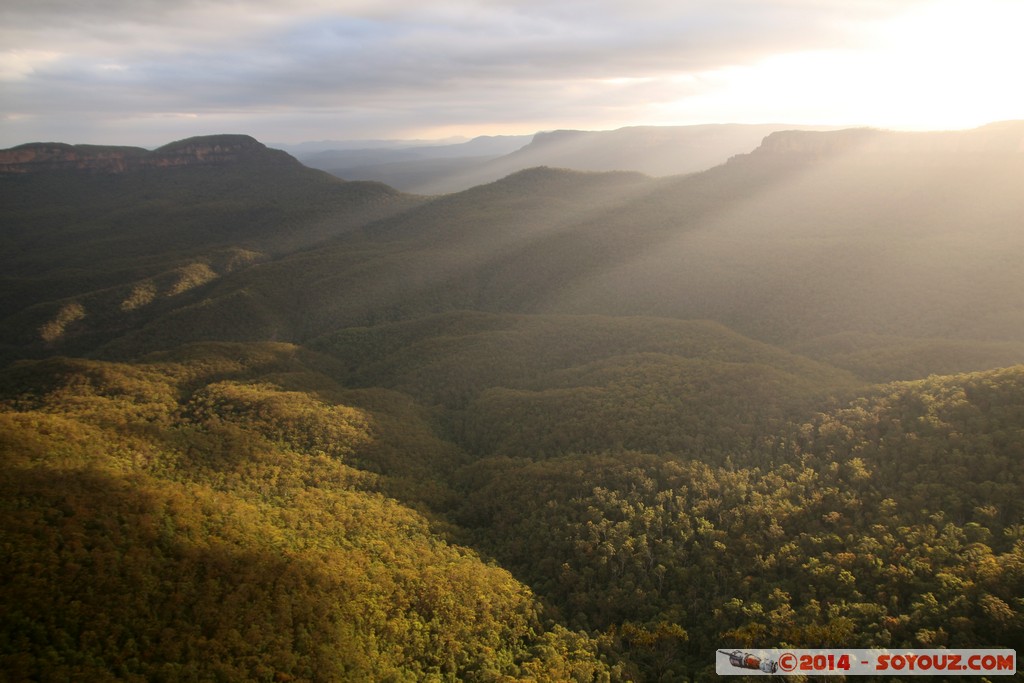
[3,0,1023,148]
[4,118,1022,153]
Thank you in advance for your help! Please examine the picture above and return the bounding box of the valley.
[2,123,1022,681]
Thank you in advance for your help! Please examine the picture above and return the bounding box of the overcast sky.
[2,0,1022,147]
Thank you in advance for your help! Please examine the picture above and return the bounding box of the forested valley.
[2,126,1023,680]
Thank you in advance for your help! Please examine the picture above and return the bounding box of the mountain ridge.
[0,134,299,174]
[299,123,839,194]
[8,122,1024,366]
[752,120,1024,158]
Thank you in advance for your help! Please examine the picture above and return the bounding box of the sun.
[656,0,1024,131]
[866,0,1024,129]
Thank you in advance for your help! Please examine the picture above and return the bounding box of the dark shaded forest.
[2,126,1022,680]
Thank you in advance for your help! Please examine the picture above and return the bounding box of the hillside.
[453,366,1024,674]
[84,167,659,358]
[0,135,420,278]
[0,135,425,363]
[0,346,615,680]
[301,124,831,194]
[58,123,1024,381]
[545,123,1024,346]
[296,134,531,192]
[2,124,1023,680]
[2,345,1021,679]
[312,311,862,458]
[434,124,835,193]
[0,134,289,174]
[403,125,1022,351]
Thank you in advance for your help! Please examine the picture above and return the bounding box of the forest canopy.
[2,128,1023,680]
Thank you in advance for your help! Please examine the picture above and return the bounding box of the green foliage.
[8,141,1024,384]
[792,332,1024,383]
[317,312,856,400]
[463,352,844,458]
[185,379,373,460]
[0,351,617,681]
[547,151,1024,346]
[4,132,1024,680]
[0,154,423,362]
[451,367,1024,676]
[314,312,860,463]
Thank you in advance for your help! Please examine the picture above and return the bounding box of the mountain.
[297,124,836,194]
[64,123,1023,377]
[0,134,425,362]
[273,135,475,155]
[753,119,1024,157]
[298,134,532,166]
[454,123,836,187]
[0,134,296,174]
[0,134,419,277]
[542,122,1024,346]
[6,123,1024,373]
[3,123,1023,680]
[294,134,533,192]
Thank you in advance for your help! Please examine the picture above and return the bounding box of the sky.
[2,0,1023,147]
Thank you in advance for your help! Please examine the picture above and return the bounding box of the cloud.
[0,0,934,145]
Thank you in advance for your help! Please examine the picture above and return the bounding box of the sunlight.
[871,0,1024,128]
[659,0,1024,130]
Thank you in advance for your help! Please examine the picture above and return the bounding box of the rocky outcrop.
[0,143,150,173]
[0,134,297,174]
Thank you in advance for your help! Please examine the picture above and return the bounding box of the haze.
[2,0,1022,147]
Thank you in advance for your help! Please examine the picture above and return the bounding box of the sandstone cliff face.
[0,143,148,173]
[0,134,295,174]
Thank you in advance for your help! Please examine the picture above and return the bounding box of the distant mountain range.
[293,123,839,193]
[4,120,1023,369]
[0,134,297,174]
[291,121,1024,195]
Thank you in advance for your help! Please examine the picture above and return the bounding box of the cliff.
[751,121,1024,160]
[0,134,298,174]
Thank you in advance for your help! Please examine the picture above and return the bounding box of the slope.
[93,167,658,357]
[296,134,531,192]
[4,123,1024,680]
[313,311,862,459]
[430,124,831,194]
[91,123,1024,386]
[0,135,424,363]
[0,345,617,681]
[547,123,1024,347]
[453,365,1024,677]
[308,124,833,195]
